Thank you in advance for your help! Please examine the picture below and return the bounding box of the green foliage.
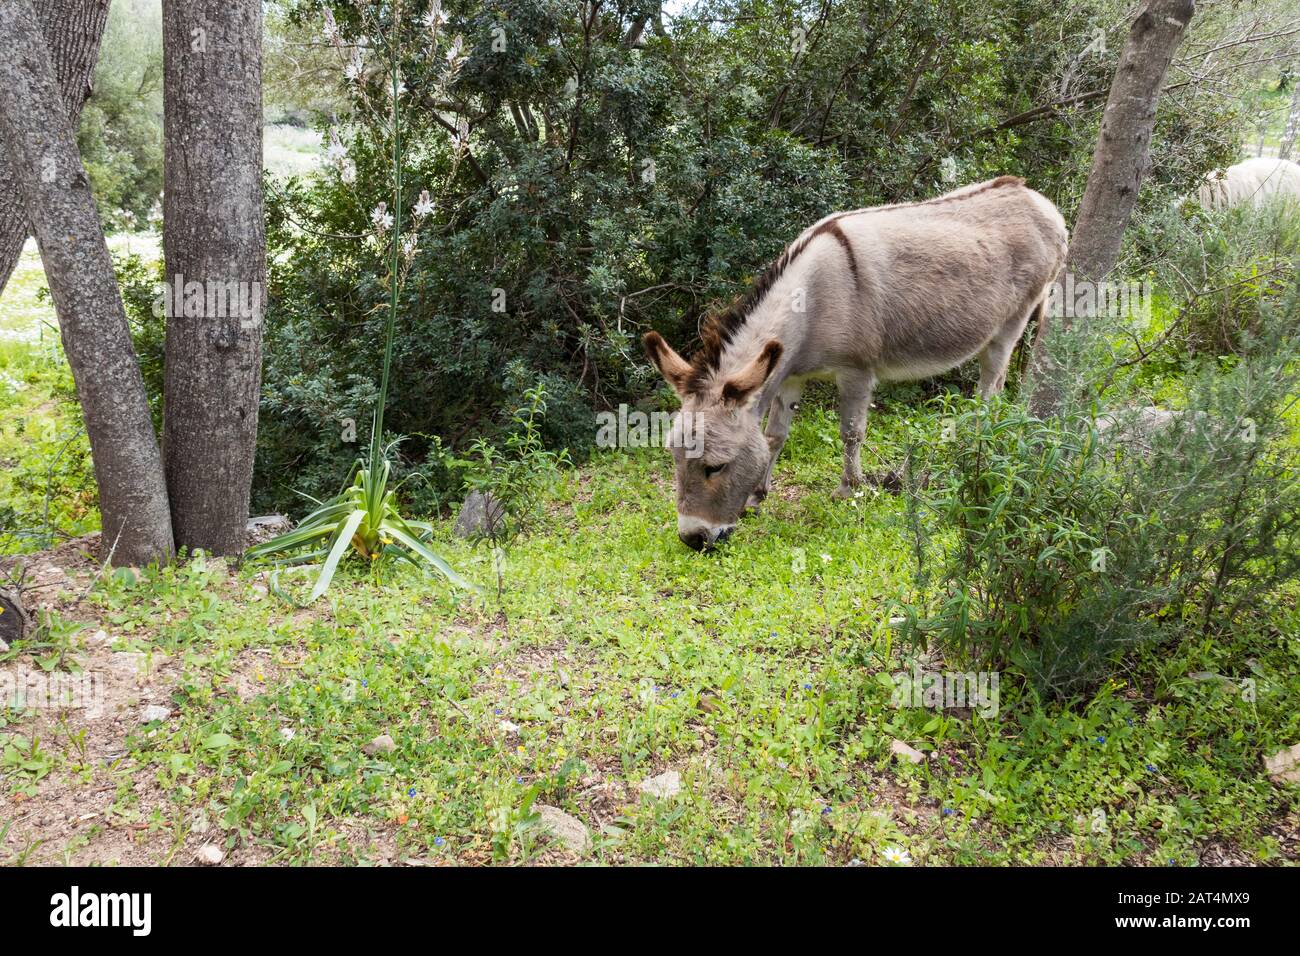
[246,5,465,601]
[901,295,1300,696]
[466,380,570,548]
[77,0,164,232]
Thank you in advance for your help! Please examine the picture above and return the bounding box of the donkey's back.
[796,176,1068,387]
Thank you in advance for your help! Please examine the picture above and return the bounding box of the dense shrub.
[899,284,1300,697]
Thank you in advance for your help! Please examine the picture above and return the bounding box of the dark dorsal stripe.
[685,175,1024,394]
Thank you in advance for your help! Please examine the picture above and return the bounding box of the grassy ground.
[2,397,1297,866]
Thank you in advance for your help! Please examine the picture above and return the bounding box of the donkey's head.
[643,331,783,550]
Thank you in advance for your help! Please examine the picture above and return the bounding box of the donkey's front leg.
[833,370,875,500]
[748,379,804,510]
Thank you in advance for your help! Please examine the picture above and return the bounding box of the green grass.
[4,399,1295,866]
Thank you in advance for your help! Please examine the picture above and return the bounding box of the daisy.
[882,846,912,866]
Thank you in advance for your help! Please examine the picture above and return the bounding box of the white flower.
[882,846,912,866]
[401,234,418,257]
[413,189,435,218]
[325,129,348,164]
[322,8,340,43]
[422,2,448,33]
[370,202,393,231]
[820,553,832,563]
[445,34,465,66]
[344,47,365,82]
[339,159,357,184]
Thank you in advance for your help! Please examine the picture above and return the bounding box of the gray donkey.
[644,175,1068,550]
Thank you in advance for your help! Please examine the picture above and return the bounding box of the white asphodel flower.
[323,8,339,43]
[445,34,465,66]
[413,189,435,218]
[325,129,348,164]
[422,1,448,33]
[371,202,393,231]
[881,846,912,866]
[401,234,418,258]
[339,160,357,184]
[344,47,365,82]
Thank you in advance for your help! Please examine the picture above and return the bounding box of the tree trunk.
[1029,0,1195,417]
[161,0,265,556]
[0,0,111,297]
[1280,82,1300,161]
[0,0,174,566]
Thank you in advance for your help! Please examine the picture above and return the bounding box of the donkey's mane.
[685,176,1025,393]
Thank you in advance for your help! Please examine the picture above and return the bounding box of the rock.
[890,739,926,765]
[638,769,682,799]
[196,844,224,866]
[0,586,31,649]
[453,491,505,539]
[1265,743,1300,785]
[139,705,172,723]
[246,514,292,546]
[498,719,520,734]
[363,733,396,756]
[535,804,591,853]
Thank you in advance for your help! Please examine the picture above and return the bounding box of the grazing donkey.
[644,176,1068,551]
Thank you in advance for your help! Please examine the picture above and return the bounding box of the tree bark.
[0,0,111,297]
[161,0,265,556]
[0,0,174,566]
[1029,0,1195,417]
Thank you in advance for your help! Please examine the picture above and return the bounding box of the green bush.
[900,292,1300,696]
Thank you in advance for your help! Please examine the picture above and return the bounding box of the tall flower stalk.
[247,1,471,600]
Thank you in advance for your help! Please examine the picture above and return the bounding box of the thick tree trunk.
[0,0,174,566]
[0,0,110,297]
[161,0,265,556]
[1029,0,1195,417]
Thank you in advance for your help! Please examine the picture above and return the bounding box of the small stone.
[1264,743,1300,785]
[535,804,591,853]
[279,727,296,742]
[139,705,171,723]
[363,733,396,756]
[453,491,505,539]
[196,844,224,865]
[498,719,520,734]
[890,739,925,765]
[638,769,682,799]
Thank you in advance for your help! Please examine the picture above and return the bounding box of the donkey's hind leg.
[978,299,1040,398]
[749,378,804,510]
[833,369,876,500]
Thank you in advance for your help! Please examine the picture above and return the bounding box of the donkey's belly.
[873,321,994,383]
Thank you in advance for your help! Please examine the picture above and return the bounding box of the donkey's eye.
[703,462,728,479]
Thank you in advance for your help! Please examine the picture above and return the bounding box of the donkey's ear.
[643,331,693,396]
[721,340,783,407]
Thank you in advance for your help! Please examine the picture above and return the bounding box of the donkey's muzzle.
[679,529,709,551]
[678,525,733,551]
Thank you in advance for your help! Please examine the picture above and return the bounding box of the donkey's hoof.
[831,481,859,500]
